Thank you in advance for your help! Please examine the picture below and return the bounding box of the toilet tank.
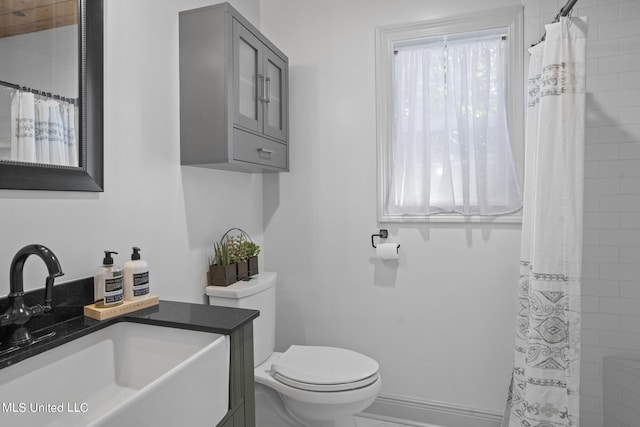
[206,271,276,366]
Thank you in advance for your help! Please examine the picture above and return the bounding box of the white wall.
[0,0,265,304]
[0,25,78,97]
[260,0,523,416]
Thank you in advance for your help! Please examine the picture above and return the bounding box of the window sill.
[379,212,522,224]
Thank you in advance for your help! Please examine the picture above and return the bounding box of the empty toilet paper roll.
[376,243,399,260]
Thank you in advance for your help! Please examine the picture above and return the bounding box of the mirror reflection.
[0,0,79,167]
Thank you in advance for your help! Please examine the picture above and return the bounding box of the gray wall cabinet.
[179,3,289,172]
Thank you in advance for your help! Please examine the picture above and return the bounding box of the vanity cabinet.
[179,3,289,172]
[217,322,255,427]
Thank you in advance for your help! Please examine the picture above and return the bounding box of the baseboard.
[360,393,504,427]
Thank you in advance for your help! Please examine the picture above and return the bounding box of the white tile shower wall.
[531,0,640,426]
[603,358,640,427]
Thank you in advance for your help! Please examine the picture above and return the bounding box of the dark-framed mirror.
[0,0,103,191]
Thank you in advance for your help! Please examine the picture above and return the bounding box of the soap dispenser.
[94,251,124,307]
[123,247,150,301]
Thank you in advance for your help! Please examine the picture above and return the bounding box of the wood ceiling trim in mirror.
[0,0,78,39]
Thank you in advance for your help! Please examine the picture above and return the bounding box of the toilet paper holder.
[371,229,400,249]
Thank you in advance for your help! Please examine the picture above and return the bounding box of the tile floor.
[353,415,436,427]
[353,418,412,427]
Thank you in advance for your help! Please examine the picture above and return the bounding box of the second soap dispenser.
[124,247,150,301]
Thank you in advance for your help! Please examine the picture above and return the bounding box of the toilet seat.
[270,345,379,392]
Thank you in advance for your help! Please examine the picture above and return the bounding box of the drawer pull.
[257,148,274,154]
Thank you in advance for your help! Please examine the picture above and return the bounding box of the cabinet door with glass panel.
[233,19,287,143]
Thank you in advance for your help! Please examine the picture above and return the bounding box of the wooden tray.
[84,295,159,321]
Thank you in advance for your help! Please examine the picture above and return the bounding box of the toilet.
[206,272,381,427]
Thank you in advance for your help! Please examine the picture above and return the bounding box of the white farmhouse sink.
[0,322,229,426]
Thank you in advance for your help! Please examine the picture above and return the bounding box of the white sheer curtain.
[503,16,587,427]
[62,102,78,167]
[388,36,521,216]
[10,91,36,163]
[11,90,78,166]
[35,99,52,164]
[37,99,68,166]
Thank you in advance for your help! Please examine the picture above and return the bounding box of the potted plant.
[220,228,261,280]
[227,235,249,281]
[208,241,237,287]
[242,241,260,276]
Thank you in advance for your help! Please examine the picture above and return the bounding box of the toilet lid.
[270,345,379,392]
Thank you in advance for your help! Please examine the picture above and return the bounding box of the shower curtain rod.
[0,79,78,106]
[553,0,579,23]
[534,0,579,45]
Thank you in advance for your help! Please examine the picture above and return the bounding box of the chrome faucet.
[0,244,64,346]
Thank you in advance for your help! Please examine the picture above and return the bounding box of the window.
[375,6,524,223]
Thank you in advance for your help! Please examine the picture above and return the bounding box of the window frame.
[375,5,524,223]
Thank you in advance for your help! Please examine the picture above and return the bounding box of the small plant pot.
[208,264,237,287]
[248,256,259,276]
[236,260,249,281]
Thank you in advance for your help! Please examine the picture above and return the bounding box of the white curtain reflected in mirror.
[9,90,78,166]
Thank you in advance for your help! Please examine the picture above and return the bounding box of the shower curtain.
[503,16,587,427]
[11,90,78,166]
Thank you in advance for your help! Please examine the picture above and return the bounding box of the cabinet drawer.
[232,128,287,170]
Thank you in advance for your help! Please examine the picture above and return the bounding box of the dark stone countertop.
[0,278,259,370]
